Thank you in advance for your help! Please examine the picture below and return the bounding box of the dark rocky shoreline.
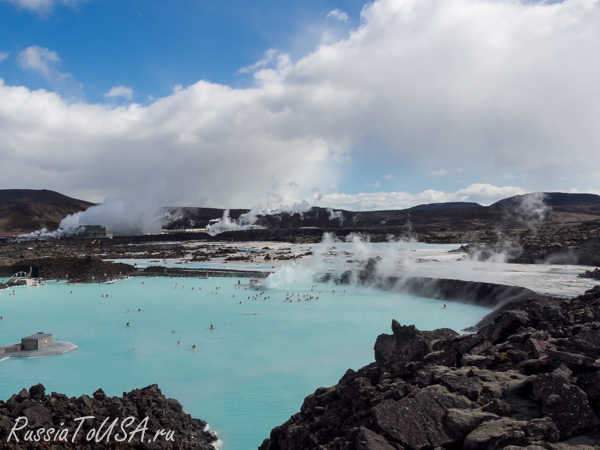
[8,256,135,283]
[259,285,600,450]
[0,384,217,450]
[2,222,600,267]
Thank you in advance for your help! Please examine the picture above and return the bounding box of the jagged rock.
[0,384,217,450]
[422,348,458,367]
[546,349,595,366]
[548,435,600,449]
[576,370,600,405]
[532,371,600,439]
[526,418,561,443]
[355,428,398,450]
[528,338,553,358]
[480,399,513,416]
[463,417,529,449]
[439,371,484,401]
[480,310,531,344]
[28,383,45,401]
[374,321,435,374]
[445,408,499,437]
[562,331,600,358]
[578,268,600,280]
[23,405,52,426]
[372,385,472,449]
[460,354,493,369]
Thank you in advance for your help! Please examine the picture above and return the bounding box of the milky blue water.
[0,277,489,449]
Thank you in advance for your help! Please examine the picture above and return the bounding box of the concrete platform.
[0,341,78,359]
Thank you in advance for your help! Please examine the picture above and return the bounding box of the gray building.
[82,225,107,238]
[21,333,53,351]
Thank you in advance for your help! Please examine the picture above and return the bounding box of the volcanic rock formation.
[0,384,217,450]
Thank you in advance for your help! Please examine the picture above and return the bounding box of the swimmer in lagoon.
[209,325,215,330]
[127,309,130,313]
[176,341,181,346]
[172,330,176,333]
[443,304,447,309]
[132,347,136,352]
[191,345,196,350]
[126,323,129,327]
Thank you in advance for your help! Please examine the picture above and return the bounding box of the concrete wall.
[22,334,53,351]
[0,344,23,354]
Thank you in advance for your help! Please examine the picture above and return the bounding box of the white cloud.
[18,46,60,80]
[1,0,600,210]
[568,188,600,196]
[318,184,527,211]
[105,85,134,100]
[17,46,81,95]
[430,169,447,177]
[0,52,9,62]
[4,0,87,13]
[384,175,393,179]
[326,8,349,22]
[237,49,279,74]
[366,181,382,188]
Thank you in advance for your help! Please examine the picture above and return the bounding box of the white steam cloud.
[59,191,167,235]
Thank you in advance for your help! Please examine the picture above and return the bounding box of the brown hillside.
[0,189,94,233]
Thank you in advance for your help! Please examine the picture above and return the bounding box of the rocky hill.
[246,193,600,233]
[163,193,600,233]
[0,384,217,449]
[0,189,93,233]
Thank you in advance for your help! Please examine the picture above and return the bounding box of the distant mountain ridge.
[0,189,94,233]
[0,189,92,205]
[166,192,600,232]
[491,192,600,208]
[1,189,600,233]
[408,202,482,211]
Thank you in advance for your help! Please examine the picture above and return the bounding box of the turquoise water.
[0,277,488,449]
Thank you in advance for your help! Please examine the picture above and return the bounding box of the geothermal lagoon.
[0,240,596,449]
[0,281,486,448]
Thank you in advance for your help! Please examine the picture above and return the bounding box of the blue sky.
[0,0,599,210]
[0,0,366,101]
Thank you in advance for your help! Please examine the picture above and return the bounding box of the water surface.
[0,277,488,449]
